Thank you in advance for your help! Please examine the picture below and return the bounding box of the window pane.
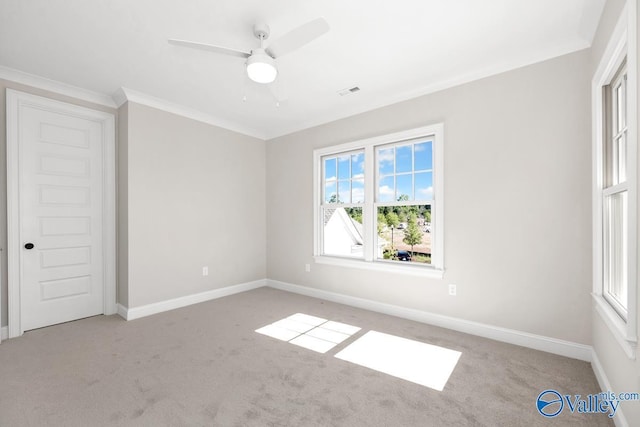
[378,176,395,202]
[616,135,627,184]
[325,182,337,203]
[338,155,350,180]
[616,83,623,133]
[376,205,431,264]
[396,145,413,173]
[352,153,364,179]
[323,207,364,258]
[325,158,337,181]
[337,180,351,204]
[352,179,364,203]
[607,67,627,188]
[396,174,413,201]
[378,148,394,175]
[604,191,628,313]
[415,141,432,171]
[415,172,433,201]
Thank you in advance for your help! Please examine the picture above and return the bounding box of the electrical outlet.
[448,284,457,296]
[305,263,311,273]
[202,266,209,276]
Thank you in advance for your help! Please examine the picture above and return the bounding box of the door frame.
[6,89,117,338]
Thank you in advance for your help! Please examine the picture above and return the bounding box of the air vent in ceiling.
[338,86,361,96]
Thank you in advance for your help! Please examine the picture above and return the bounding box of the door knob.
[24,243,34,250]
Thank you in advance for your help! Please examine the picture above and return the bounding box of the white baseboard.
[1,326,7,341]
[116,303,128,320]
[120,279,267,321]
[266,279,593,362]
[111,278,592,362]
[591,350,629,427]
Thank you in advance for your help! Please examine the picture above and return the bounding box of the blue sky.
[324,141,433,203]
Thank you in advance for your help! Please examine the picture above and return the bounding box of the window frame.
[313,124,444,278]
[592,3,638,359]
[602,61,629,319]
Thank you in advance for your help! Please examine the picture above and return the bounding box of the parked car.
[396,222,407,230]
[396,250,412,261]
[423,222,431,233]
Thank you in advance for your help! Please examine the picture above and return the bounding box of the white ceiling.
[0,0,606,139]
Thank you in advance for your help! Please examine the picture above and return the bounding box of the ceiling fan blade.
[265,18,329,58]
[168,39,251,59]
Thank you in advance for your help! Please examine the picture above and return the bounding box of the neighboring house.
[324,208,387,258]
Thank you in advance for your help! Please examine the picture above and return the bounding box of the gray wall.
[122,102,266,308]
[0,80,117,328]
[266,49,593,345]
[0,88,267,324]
[590,0,640,424]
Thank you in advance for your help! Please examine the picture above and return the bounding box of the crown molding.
[0,66,117,108]
[264,38,591,140]
[114,87,266,140]
[0,68,264,140]
[112,87,128,108]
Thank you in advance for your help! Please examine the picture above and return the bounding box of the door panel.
[19,106,105,331]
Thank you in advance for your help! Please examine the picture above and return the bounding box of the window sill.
[314,255,444,279]
[592,293,637,359]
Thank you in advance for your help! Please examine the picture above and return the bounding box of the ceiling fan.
[168,18,329,85]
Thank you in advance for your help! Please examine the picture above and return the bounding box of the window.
[603,60,629,318]
[321,151,365,258]
[314,125,444,277]
[376,140,433,264]
[592,6,637,358]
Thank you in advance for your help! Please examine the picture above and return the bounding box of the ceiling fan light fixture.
[246,50,277,84]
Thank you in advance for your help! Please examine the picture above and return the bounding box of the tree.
[385,212,400,249]
[385,212,399,229]
[403,213,423,257]
[377,212,387,234]
[423,208,431,223]
[347,208,362,224]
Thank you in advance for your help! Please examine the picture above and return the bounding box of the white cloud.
[378,152,394,164]
[418,186,434,199]
[352,187,365,203]
[379,185,395,197]
[414,142,431,152]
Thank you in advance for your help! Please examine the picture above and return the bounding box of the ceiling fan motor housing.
[253,23,270,41]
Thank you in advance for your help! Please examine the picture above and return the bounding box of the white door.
[7,90,116,335]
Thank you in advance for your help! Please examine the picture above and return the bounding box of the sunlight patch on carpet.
[334,330,461,391]
[255,313,361,354]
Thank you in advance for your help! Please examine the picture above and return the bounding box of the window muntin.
[322,150,365,258]
[377,140,433,202]
[315,125,443,273]
[603,60,629,318]
[606,61,628,187]
[323,151,364,204]
[375,139,434,265]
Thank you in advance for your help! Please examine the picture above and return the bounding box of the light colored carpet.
[0,287,612,426]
